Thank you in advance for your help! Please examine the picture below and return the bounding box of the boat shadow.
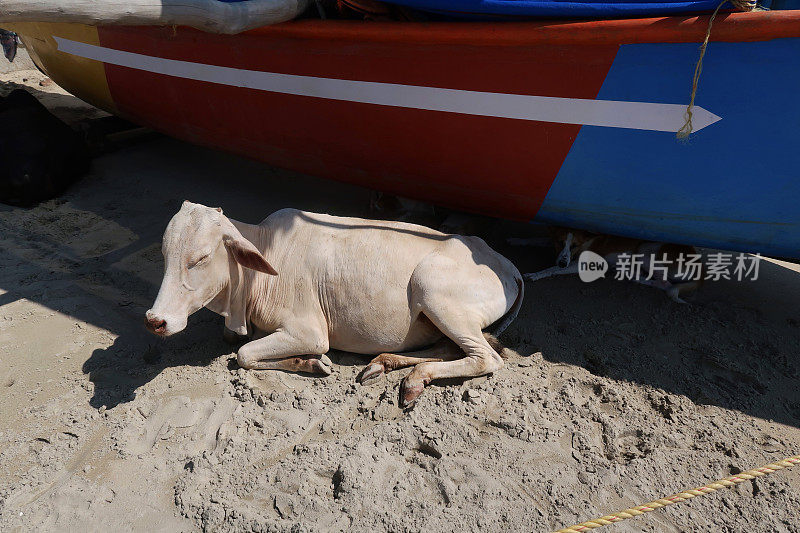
[504,252,800,429]
[1,127,797,427]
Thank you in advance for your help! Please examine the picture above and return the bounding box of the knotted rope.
[555,454,800,532]
[676,0,759,139]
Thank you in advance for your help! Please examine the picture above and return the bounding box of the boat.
[4,11,800,257]
[381,0,758,18]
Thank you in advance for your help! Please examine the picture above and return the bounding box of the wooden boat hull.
[9,14,800,257]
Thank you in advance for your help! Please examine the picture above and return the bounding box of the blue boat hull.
[535,38,800,258]
[388,0,745,18]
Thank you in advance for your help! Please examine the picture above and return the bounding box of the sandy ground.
[1,58,800,533]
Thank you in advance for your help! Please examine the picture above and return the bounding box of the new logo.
[578,251,608,282]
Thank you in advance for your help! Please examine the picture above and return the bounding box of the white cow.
[146,201,523,406]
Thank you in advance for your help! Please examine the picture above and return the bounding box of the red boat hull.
[12,14,800,257]
[92,24,628,219]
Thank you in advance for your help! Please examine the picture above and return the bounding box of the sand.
[1,62,799,533]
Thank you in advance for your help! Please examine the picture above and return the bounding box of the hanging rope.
[676,0,758,139]
[555,454,800,532]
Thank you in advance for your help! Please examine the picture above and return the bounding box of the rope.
[555,454,800,532]
[676,0,758,139]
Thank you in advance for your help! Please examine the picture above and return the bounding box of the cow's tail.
[483,277,524,355]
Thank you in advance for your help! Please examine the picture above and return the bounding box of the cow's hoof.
[312,356,333,376]
[400,378,424,408]
[357,363,384,384]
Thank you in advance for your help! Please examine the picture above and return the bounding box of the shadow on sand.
[1,133,798,428]
[80,311,233,409]
[508,256,800,429]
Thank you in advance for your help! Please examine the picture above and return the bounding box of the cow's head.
[145,201,277,337]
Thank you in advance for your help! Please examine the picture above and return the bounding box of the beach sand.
[1,63,799,532]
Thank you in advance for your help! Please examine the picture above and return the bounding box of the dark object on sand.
[0,29,17,62]
[0,89,90,207]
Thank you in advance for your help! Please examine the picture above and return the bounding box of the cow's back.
[262,209,450,269]
[260,209,457,353]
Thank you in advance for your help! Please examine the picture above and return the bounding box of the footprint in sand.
[129,396,236,456]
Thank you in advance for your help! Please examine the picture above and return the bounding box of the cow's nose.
[144,313,167,335]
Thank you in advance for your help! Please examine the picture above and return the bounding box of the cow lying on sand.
[145,202,523,406]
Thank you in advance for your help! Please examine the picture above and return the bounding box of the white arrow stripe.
[56,37,721,133]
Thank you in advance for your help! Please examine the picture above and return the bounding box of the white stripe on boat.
[56,37,721,133]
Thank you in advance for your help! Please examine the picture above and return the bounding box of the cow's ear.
[223,236,278,275]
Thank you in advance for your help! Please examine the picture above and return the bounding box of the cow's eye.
[189,254,210,269]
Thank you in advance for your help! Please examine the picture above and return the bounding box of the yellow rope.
[555,454,800,533]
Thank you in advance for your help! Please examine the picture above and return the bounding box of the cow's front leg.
[236,330,332,375]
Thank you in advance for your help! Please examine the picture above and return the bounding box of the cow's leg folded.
[399,318,503,407]
[236,329,332,375]
[396,250,512,406]
[357,339,461,384]
[242,354,333,375]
